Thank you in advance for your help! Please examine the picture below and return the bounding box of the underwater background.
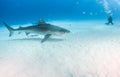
[1,0,120,77]
[0,0,120,24]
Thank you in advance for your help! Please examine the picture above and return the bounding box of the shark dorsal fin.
[39,19,46,24]
[19,26,23,29]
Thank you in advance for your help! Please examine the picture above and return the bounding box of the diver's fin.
[3,22,14,37]
[41,34,51,43]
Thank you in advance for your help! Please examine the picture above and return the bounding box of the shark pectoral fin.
[41,34,51,43]
[9,31,13,37]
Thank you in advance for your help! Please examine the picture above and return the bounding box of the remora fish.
[3,20,70,43]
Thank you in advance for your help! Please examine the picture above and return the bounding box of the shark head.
[59,28,70,33]
[42,24,71,36]
[55,28,70,35]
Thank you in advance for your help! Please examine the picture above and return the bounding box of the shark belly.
[19,29,52,35]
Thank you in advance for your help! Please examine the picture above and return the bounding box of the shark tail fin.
[3,22,14,37]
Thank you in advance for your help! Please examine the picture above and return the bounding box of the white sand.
[0,20,120,77]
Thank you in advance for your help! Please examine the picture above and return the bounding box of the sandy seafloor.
[0,20,120,77]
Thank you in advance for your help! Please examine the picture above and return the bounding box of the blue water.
[0,0,120,24]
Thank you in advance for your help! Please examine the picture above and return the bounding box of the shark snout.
[59,29,70,34]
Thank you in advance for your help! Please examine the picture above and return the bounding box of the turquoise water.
[0,0,120,24]
[0,1,120,77]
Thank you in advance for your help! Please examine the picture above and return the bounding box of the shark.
[3,20,70,43]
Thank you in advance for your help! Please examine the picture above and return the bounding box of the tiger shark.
[3,20,70,43]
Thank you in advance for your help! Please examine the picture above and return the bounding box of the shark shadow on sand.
[9,37,64,42]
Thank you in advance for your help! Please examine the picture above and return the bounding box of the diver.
[106,16,114,25]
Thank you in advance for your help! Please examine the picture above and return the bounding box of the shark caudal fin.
[3,22,14,37]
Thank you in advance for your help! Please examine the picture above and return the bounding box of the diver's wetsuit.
[107,16,114,25]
